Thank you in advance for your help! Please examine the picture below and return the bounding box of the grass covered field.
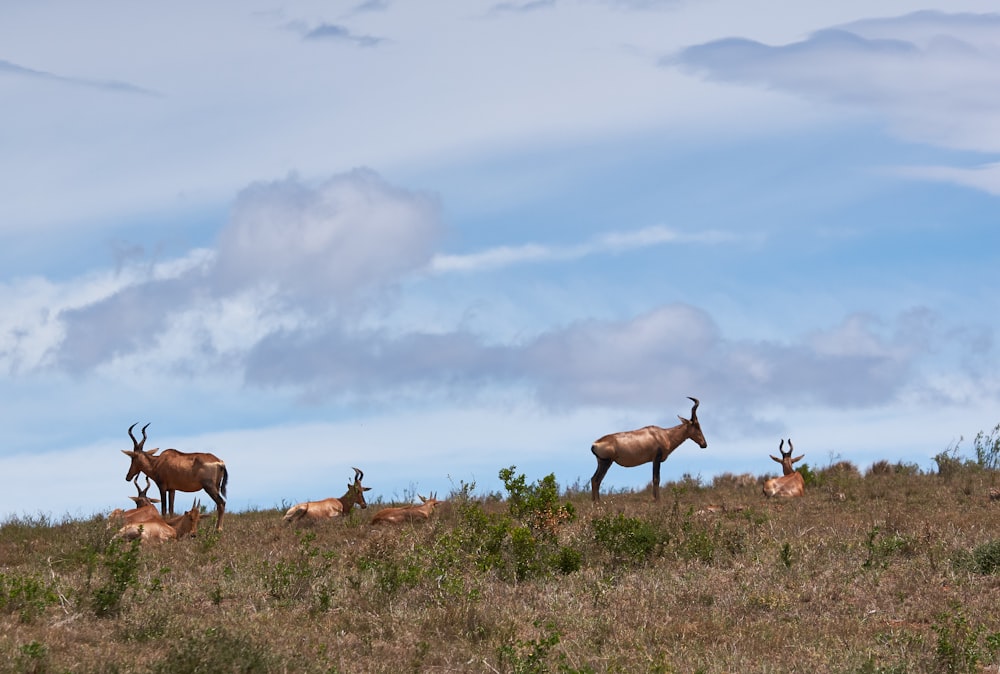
[1,455,999,673]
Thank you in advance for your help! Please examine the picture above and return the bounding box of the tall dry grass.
[1,459,998,673]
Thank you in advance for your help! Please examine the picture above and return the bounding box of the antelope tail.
[220,465,229,499]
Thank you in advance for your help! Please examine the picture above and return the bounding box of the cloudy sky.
[2,1,999,520]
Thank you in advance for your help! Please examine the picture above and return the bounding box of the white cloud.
[213,170,443,304]
[430,225,739,273]
[891,161,1000,195]
[672,11,1000,154]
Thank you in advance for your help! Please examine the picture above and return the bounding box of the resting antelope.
[117,500,202,543]
[762,439,805,498]
[107,476,162,529]
[590,396,708,502]
[283,468,371,525]
[371,493,442,525]
[122,422,229,531]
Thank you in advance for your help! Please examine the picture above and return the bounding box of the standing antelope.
[371,493,442,525]
[117,500,203,543]
[762,439,805,498]
[283,468,371,525]
[590,396,708,502]
[121,422,229,531]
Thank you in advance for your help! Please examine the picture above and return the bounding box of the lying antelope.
[122,422,229,531]
[117,500,202,543]
[107,476,163,529]
[371,493,442,525]
[283,468,371,525]
[762,439,805,498]
[590,396,708,502]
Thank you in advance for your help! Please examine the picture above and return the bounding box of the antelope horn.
[352,467,364,482]
[128,423,140,450]
[687,396,700,421]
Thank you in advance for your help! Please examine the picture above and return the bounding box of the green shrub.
[933,604,986,674]
[956,540,1000,575]
[591,512,661,565]
[91,536,142,618]
[973,423,1000,471]
[553,546,583,575]
[149,627,274,674]
[0,572,59,623]
[498,466,576,539]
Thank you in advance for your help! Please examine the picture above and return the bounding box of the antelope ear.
[677,415,690,424]
[792,455,805,463]
[128,496,140,505]
[122,450,135,457]
[150,497,161,503]
[147,447,161,456]
[363,486,372,491]
[770,455,782,464]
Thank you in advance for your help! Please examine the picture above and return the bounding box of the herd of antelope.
[110,396,808,543]
[109,423,443,543]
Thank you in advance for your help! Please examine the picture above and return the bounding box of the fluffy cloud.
[213,170,442,306]
[49,170,443,373]
[670,11,1000,154]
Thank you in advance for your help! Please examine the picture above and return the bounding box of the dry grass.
[1,463,999,673]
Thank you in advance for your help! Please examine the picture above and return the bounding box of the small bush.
[149,627,274,674]
[498,467,576,539]
[973,423,1000,471]
[91,536,142,618]
[0,572,59,623]
[798,463,818,487]
[591,512,661,565]
[932,604,986,674]
[954,540,1000,575]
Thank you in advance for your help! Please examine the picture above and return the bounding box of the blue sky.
[2,1,999,520]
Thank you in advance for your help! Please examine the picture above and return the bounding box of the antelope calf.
[117,500,202,543]
[283,468,371,525]
[762,439,805,498]
[590,396,708,502]
[371,494,442,525]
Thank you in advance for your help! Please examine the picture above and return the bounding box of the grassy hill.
[1,458,999,673]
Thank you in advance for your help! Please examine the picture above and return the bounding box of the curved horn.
[687,396,700,421]
[128,422,150,451]
[352,467,364,482]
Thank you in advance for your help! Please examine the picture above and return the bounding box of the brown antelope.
[107,476,162,529]
[770,438,803,476]
[283,468,371,525]
[121,422,229,531]
[590,396,708,502]
[371,493,442,525]
[117,500,203,543]
[762,439,805,498]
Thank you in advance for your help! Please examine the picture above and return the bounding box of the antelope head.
[348,467,372,509]
[175,499,202,538]
[129,475,161,506]
[679,396,708,449]
[770,439,804,476]
[122,422,160,482]
[418,493,442,510]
